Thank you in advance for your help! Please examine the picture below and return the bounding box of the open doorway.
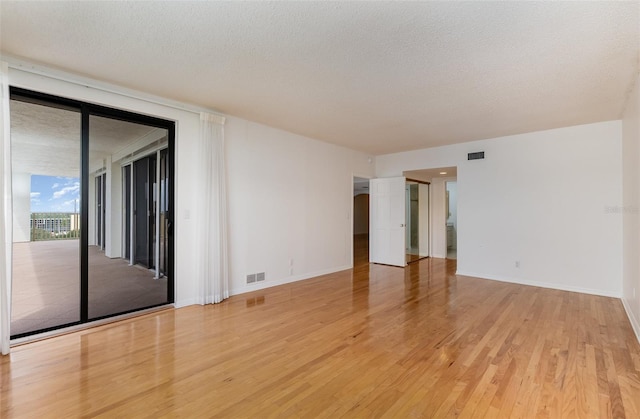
[446,181,457,259]
[353,177,370,267]
[403,167,457,260]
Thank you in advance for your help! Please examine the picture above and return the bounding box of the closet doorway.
[405,180,430,264]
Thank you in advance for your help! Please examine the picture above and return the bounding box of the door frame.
[9,86,176,339]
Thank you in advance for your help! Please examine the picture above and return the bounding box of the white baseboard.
[229,265,352,297]
[174,265,353,307]
[455,270,622,299]
[622,298,640,345]
[174,298,199,308]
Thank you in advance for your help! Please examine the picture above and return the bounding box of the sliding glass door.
[9,95,82,336]
[9,87,175,338]
[87,114,171,320]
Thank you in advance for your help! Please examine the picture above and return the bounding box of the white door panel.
[370,176,406,267]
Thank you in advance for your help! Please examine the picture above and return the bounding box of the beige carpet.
[11,240,168,336]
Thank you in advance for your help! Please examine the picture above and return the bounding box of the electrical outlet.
[515,261,520,268]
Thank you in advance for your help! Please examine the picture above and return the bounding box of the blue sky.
[30,175,80,213]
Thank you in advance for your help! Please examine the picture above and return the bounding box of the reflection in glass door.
[88,114,172,320]
[122,164,131,261]
[123,150,169,277]
[133,156,152,268]
[159,149,169,277]
[95,173,106,250]
[9,95,82,337]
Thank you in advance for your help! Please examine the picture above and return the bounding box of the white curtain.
[198,112,229,304]
[0,62,12,355]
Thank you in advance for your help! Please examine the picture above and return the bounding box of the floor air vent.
[247,272,265,284]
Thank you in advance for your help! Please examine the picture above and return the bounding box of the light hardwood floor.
[1,245,640,417]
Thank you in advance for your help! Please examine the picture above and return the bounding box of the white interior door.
[370,176,406,267]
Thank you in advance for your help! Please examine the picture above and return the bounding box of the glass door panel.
[87,114,169,320]
[9,97,82,337]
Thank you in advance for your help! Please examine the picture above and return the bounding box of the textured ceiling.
[10,101,81,177]
[1,1,638,155]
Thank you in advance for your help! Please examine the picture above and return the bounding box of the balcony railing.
[30,212,80,241]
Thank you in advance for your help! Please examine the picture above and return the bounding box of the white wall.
[622,73,640,341]
[225,117,375,295]
[377,121,623,297]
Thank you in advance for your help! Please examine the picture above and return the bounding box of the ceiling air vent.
[468,151,485,160]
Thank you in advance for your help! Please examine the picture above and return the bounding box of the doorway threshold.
[407,254,429,264]
[10,304,174,348]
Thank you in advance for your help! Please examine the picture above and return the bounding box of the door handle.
[400,224,405,227]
